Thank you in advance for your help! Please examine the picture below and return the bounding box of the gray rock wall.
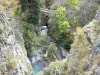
[0,10,33,75]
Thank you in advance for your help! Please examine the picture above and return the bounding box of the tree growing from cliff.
[55,7,70,33]
[20,0,40,23]
[20,0,40,56]
[68,26,92,75]
[67,0,79,9]
[20,0,40,34]
[48,7,73,51]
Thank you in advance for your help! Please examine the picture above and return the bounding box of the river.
[33,61,45,75]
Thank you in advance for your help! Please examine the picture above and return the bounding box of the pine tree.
[20,0,40,24]
[20,0,40,34]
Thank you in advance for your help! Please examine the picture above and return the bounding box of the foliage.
[0,0,16,10]
[54,7,73,51]
[11,0,20,17]
[22,23,49,56]
[67,20,100,75]
[23,23,34,32]
[63,39,73,52]
[45,0,54,9]
[55,7,70,33]
[68,26,92,75]
[67,0,79,9]
[23,23,35,56]
[38,59,68,75]
[20,0,40,24]
[46,43,57,60]
[40,0,45,8]
[76,26,91,59]
[58,31,73,51]
[84,20,100,44]
[48,7,73,51]
[0,0,20,17]
[14,5,21,19]
[70,16,78,26]
[77,0,98,26]
[35,35,48,47]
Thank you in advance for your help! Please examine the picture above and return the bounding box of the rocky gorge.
[0,0,100,75]
[0,10,33,75]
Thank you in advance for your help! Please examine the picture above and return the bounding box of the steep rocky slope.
[0,10,33,75]
[67,19,100,75]
[66,10,100,75]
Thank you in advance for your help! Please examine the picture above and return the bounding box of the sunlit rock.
[0,11,33,75]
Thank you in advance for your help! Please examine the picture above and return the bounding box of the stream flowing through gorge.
[30,51,47,75]
[29,25,68,75]
[33,61,45,75]
[29,26,48,75]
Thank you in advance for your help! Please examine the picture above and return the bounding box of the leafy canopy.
[55,7,70,33]
[67,0,79,9]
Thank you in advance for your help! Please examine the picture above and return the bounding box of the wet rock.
[94,37,100,53]
[95,9,100,21]
[61,47,69,58]
[94,67,100,75]
[40,29,48,37]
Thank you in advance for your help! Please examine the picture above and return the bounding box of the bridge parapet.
[40,8,53,15]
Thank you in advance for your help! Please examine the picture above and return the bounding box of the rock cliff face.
[67,10,100,75]
[0,11,33,75]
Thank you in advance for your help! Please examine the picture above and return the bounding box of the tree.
[20,0,40,56]
[67,0,79,9]
[20,0,40,34]
[55,7,70,33]
[48,7,73,51]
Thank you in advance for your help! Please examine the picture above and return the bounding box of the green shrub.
[23,23,35,56]
[23,23,34,32]
[20,0,40,24]
[35,35,48,47]
[38,59,68,75]
[64,39,73,52]
[67,0,79,9]
[55,7,70,33]
[46,43,57,60]
[48,7,74,51]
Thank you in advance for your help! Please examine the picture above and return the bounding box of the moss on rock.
[38,59,68,75]
[45,43,57,60]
